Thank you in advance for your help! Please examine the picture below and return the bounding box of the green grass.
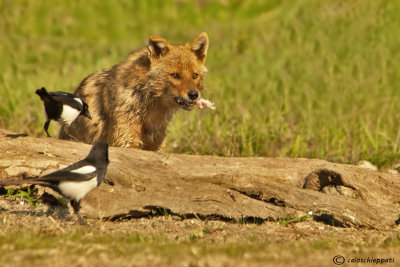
[1,0,400,167]
[0,228,291,264]
[4,187,42,208]
[0,225,399,266]
[278,214,313,226]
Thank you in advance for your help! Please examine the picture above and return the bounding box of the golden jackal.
[59,33,209,150]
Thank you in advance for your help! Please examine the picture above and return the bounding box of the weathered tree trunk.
[1,129,399,229]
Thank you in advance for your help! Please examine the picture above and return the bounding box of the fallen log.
[1,129,399,229]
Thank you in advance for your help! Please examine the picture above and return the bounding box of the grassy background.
[2,1,400,265]
[1,0,400,167]
[1,215,399,266]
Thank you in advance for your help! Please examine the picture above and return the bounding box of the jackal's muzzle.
[174,96,196,111]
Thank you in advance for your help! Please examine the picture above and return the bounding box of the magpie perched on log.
[35,87,92,137]
[0,142,109,224]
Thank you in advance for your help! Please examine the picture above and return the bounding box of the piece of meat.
[195,98,216,110]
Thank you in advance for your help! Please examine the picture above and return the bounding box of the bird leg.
[64,126,80,142]
[67,133,80,142]
[70,199,87,225]
[44,120,51,137]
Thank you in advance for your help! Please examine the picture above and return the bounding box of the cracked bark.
[1,129,400,229]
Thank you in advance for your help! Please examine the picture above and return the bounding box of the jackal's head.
[147,32,209,111]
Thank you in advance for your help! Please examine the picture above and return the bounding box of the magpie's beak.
[83,111,92,120]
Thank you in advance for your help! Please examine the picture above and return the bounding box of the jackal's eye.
[192,73,199,79]
[170,73,180,79]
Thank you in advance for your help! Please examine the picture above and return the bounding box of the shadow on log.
[1,129,400,229]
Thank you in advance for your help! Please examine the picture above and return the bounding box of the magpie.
[0,142,109,224]
[35,87,92,137]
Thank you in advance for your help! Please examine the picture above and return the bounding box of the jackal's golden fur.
[60,33,209,150]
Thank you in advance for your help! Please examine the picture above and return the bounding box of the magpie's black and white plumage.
[35,87,92,137]
[0,142,109,224]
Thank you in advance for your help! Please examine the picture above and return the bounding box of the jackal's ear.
[148,36,170,61]
[191,32,209,63]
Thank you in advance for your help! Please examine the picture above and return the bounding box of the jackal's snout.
[174,88,200,111]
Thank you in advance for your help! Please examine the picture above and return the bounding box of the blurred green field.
[1,0,400,167]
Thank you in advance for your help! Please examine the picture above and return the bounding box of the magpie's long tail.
[35,87,52,101]
[0,179,51,187]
